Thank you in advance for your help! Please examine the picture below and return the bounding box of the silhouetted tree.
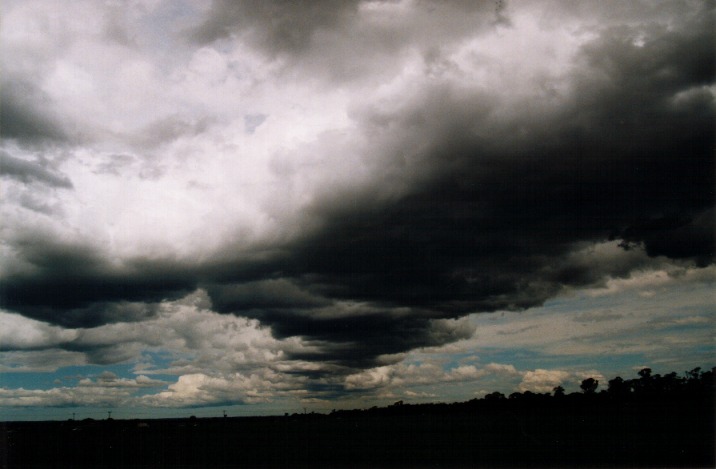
[607,376,630,398]
[552,385,565,397]
[484,391,506,401]
[657,372,683,395]
[633,368,655,396]
[580,377,599,394]
[686,367,701,381]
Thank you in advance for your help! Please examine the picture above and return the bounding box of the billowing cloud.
[1,290,310,372]
[519,369,571,393]
[0,0,713,410]
[344,360,521,392]
[0,373,167,408]
[140,370,292,407]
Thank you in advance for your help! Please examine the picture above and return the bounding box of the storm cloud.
[0,0,713,380]
[0,152,73,188]
[0,82,69,143]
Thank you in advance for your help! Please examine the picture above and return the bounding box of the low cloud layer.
[0,0,713,405]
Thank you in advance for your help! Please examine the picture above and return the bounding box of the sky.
[0,0,714,421]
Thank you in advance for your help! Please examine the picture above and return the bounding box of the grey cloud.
[191,0,359,52]
[0,349,84,372]
[573,310,624,323]
[17,192,63,216]
[0,80,68,143]
[62,342,145,365]
[190,1,501,82]
[61,302,162,329]
[132,116,213,149]
[497,325,540,336]
[92,154,137,176]
[0,2,713,375]
[0,152,73,188]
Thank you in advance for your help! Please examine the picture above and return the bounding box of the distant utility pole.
[72,412,75,421]
[107,411,112,419]
[223,410,227,418]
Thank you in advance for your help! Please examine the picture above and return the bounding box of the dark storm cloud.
[1,236,194,327]
[0,81,67,143]
[278,315,475,370]
[1,2,713,372]
[0,151,73,188]
[274,11,714,314]
[216,8,714,358]
[206,279,330,311]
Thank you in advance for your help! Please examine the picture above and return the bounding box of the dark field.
[2,394,714,469]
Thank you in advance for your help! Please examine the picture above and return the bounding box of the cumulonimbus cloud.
[0,1,713,375]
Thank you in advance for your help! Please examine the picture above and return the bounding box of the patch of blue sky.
[1,364,102,389]
[470,349,577,376]
[408,342,639,376]
[133,349,181,372]
[0,361,172,391]
[0,371,62,390]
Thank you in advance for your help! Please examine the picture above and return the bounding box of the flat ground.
[2,398,714,468]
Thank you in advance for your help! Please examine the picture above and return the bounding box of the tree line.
[323,366,714,419]
[484,366,714,402]
[4,367,713,468]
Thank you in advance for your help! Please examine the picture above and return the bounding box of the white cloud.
[0,0,623,267]
[141,369,298,407]
[77,371,168,388]
[519,369,571,393]
[0,384,136,408]
[485,363,519,375]
[0,290,318,377]
[0,311,78,349]
[344,366,396,390]
[582,263,716,298]
[344,361,519,391]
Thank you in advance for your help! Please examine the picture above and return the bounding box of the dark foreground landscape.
[2,368,714,468]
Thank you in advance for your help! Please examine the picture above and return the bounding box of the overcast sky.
[1,0,714,420]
